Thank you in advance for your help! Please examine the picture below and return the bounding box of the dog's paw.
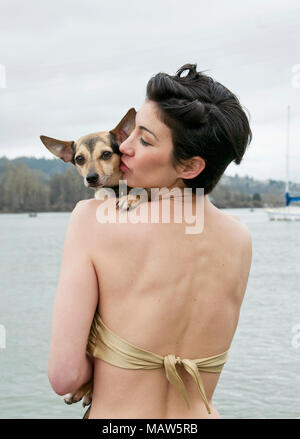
[82,388,93,408]
[64,393,78,405]
[117,192,148,211]
[117,195,139,211]
[63,380,93,406]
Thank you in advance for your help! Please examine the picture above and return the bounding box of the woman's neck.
[150,185,209,208]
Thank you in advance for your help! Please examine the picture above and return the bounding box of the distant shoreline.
[0,206,266,215]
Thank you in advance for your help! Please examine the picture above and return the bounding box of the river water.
[0,208,299,418]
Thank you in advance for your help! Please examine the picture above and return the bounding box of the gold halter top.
[86,311,229,415]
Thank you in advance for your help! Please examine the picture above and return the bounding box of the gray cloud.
[1,0,300,182]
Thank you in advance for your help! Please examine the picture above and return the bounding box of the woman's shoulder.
[216,209,252,254]
[76,196,117,210]
[227,214,252,269]
[226,213,241,222]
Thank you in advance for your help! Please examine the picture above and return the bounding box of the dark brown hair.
[146,63,252,195]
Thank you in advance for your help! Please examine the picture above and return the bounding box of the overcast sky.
[1,0,300,183]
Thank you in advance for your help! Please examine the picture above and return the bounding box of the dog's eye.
[101,151,112,160]
[75,155,85,164]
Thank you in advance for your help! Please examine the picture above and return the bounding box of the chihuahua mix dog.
[40,108,151,410]
[40,107,149,211]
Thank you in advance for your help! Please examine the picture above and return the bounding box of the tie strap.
[87,311,229,414]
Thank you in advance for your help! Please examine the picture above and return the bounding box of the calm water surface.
[0,208,299,419]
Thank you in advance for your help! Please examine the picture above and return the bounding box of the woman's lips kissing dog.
[120,157,130,172]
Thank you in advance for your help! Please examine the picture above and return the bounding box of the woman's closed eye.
[140,137,152,146]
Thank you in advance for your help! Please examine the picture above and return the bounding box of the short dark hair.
[146,63,252,195]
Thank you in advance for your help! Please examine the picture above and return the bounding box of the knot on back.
[163,353,211,414]
[163,353,182,367]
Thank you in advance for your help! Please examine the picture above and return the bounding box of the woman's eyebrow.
[138,125,158,141]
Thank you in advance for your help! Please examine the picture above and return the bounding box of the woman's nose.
[119,136,134,155]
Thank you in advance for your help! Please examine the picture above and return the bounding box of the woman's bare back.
[86,195,252,418]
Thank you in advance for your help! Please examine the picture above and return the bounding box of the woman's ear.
[178,156,206,180]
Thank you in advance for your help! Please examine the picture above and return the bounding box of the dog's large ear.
[40,135,75,163]
[109,107,136,145]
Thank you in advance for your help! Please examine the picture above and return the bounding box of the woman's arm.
[68,351,94,394]
[48,200,99,395]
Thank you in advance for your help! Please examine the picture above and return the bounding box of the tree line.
[0,157,299,212]
[0,162,94,212]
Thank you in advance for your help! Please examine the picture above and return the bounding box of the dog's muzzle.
[86,172,112,188]
[86,173,99,186]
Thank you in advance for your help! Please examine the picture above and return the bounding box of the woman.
[48,64,253,419]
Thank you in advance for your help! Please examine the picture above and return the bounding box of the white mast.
[285,105,290,194]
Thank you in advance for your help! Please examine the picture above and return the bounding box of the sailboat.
[265,106,300,221]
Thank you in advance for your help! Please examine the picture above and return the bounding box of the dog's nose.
[86,173,99,183]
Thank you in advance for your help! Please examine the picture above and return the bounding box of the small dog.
[40,107,149,211]
[40,108,151,410]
